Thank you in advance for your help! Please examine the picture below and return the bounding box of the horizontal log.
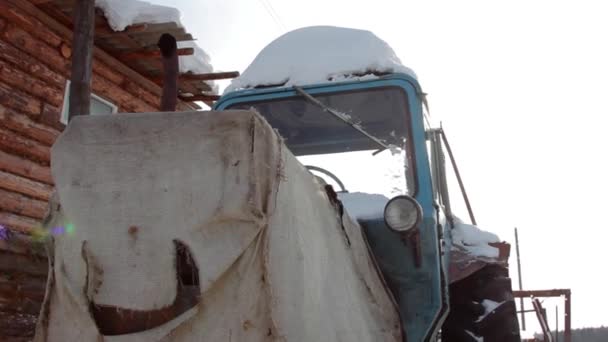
[0,36,66,89]
[0,150,52,185]
[38,102,65,131]
[93,59,125,85]
[0,188,48,220]
[0,311,38,338]
[0,170,53,201]
[0,294,43,316]
[0,1,63,47]
[120,47,194,61]
[0,273,46,303]
[0,127,51,164]
[0,105,60,146]
[95,23,149,38]
[7,0,165,98]
[122,79,161,109]
[0,210,41,235]
[179,94,221,102]
[1,24,70,76]
[0,230,46,255]
[0,80,41,116]
[0,251,48,276]
[0,59,64,107]
[92,75,156,113]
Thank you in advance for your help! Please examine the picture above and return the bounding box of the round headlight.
[384,195,422,233]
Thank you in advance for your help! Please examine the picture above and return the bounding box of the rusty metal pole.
[158,33,179,111]
[69,0,95,121]
[564,291,571,342]
[515,227,526,330]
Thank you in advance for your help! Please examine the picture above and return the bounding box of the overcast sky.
[150,0,607,331]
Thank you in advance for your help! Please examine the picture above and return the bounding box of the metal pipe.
[515,227,526,330]
[68,0,96,121]
[439,129,476,225]
[158,33,179,112]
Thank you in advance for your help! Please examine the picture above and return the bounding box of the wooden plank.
[179,94,220,102]
[0,251,48,276]
[0,81,41,116]
[0,59,64,107]
[0,37,67,89]
[0,170,53,201]
[0,188,48,220]
[95,23,149,38]
[0,150,52,185]
[0,1,63,47]
[0,105,61,146]
[120,47,193,61]
[179,71,240,82]
[7,0,165,99]
[0,211,40,236]
[68,0,95,120]
[0,127,50,164]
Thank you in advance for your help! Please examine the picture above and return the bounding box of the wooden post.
[157,33,179,112]
[68,0,95,121]
[515,227,526,330]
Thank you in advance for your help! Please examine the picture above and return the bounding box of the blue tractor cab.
[215,72,520,342]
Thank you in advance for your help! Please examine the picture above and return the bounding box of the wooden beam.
[0,251,48,276]
[119,47,193,61]
[178,94,220,102]
[95,23,149,38]
[0,127,51,164]
[0,151,53,185]
[151,71,240,84]
[0,188,48,220]
[0,105,61,146]
[6,0,165,102]
[0,211,40,235]
[0,170,53,201]
[68,0,95,120]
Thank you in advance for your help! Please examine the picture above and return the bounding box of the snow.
[95,0,216,91]
[225,26,417,93]
[476,299,505,322]
[337,192,389,220]
[465,330,484,342]
[452,217,501,258]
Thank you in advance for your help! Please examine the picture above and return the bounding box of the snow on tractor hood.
[225,26,417,93]
[35,110,401,341]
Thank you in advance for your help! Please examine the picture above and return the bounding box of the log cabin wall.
[0,1,198,340]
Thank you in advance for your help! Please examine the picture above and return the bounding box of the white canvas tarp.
[35,110,401,341]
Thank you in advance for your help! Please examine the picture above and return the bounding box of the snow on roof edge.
[95,0,215,92]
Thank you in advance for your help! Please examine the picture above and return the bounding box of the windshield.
[227,86,415,197]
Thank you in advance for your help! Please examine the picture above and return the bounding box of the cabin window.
[60,80,118,124]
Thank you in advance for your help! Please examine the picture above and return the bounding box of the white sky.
[150,0,607,331]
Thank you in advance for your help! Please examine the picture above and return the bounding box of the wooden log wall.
[0,1,195,339]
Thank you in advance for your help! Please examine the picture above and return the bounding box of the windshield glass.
[227,86,415,197]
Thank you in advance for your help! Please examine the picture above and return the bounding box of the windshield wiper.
[293,86,390,154]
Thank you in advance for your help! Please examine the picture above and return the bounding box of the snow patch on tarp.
[95,0,215,89]
[225,26,417,93]
[452,218,500,258]
[476,299,505,322]
[338,192,389,220]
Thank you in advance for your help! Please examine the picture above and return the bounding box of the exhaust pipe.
[157,33,179,112]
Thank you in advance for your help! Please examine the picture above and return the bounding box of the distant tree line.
[536,326,608,342]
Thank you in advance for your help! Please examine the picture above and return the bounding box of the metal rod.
[68,0,96,121]
[439,129,476,225]
[565,292,571,342]
[515,227,526,330]
[555,306,559,342]
[293,86,389,152]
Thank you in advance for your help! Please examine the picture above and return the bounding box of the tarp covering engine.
[34,110,402,342]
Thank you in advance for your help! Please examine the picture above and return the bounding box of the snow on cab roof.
[225,26,417,94]
[96,0,214,79]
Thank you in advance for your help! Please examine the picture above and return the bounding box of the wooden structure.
[514,289,572,342]
[0,0,237,340]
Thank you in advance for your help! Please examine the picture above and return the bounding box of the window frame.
[60,80,118,125]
